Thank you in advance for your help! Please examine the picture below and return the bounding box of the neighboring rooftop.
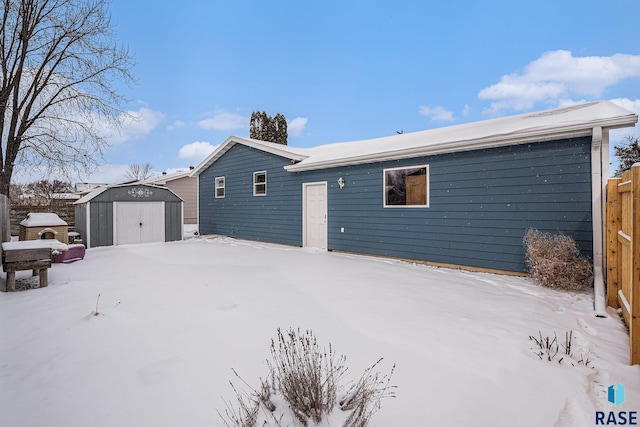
[141,168,195,185]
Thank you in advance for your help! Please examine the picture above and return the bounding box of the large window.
[215,176,225,198]
[253,171,267,196]
[383,165,429,207]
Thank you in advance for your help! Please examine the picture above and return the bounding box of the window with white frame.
[215,176,225,198]
[383,165,429,207]
[253,171,267,196]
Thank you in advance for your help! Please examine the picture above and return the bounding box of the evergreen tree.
[249,111,288,145]
[614,135,640,176]
[273,113,288,145]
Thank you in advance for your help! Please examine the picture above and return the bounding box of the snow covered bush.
[523,229,593,291]
[218,328,396,427]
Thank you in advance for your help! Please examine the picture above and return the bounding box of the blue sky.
[34,0,640,183]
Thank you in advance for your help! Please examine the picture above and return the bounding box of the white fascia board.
[285,117,637,173]
[285,128,592,172]
[189,137,236,177]
[190,136,310,177]
[74,186,109,204]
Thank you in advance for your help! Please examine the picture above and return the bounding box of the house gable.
[199,143,304,245]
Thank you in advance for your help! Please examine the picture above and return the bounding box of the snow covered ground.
[0,235,638,426]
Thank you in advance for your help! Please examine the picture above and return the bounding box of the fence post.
[607,178,622,308]
[0,194,11,243]
[631,166,640,365]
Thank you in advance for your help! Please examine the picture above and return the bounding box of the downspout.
[591,126,607,317]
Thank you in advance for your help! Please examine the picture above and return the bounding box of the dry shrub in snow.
[523,229,593,291]
[339,358,397,426]
[529,331,593,367]
[218,328,396,427]
[268,328,346,424]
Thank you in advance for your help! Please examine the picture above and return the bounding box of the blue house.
[191,101,637,277]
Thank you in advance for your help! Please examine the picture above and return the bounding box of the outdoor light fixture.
[337,177,345,189]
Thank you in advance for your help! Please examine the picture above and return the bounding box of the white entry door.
[303,182,327,250]
[114,202,165,245]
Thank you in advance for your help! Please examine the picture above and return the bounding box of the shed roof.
[190,101,638,175]
[74,183,182,204]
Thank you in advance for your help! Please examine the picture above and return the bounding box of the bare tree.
[26,178,72,201]
[0,0,135,196]
[11,178,73,205]
[124,162,153,181]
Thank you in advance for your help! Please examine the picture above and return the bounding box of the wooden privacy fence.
[607,165,640,365]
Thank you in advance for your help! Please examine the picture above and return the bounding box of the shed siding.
[199,137,592,272]
[89,202,113,248]
[77,185,183,248]
[74,204,87,244]
[165,201,183,242]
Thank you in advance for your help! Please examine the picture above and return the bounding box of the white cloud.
[79,164,132,184]
[419,105,454,122]
[609,98,640,143]
[178,141,218,161]
[197,110,247,131]
[109,107,165,144]
[478,50,640,113]
[288,117,308,137]
[167,120,185,131]
[462,104,472,117]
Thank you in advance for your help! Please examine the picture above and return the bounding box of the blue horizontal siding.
[199,145,303,245]
[199,137,593,272]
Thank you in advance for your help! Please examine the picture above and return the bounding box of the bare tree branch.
[0,0,135,195]
[124,162,153,181]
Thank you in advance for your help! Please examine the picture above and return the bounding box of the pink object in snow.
[57,244,85,263]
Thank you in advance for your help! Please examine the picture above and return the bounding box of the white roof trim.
[190,136,310,176]
[285,101,638,172]
[74,186,109,204]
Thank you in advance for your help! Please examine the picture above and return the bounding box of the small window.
[215,176,225,198]
[254,171,267,196]
[383,165,429,207]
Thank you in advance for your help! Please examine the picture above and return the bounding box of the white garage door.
[114,202,165,245]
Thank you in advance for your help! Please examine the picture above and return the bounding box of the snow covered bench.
[1,240,67,292]
[2,247,52,292]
